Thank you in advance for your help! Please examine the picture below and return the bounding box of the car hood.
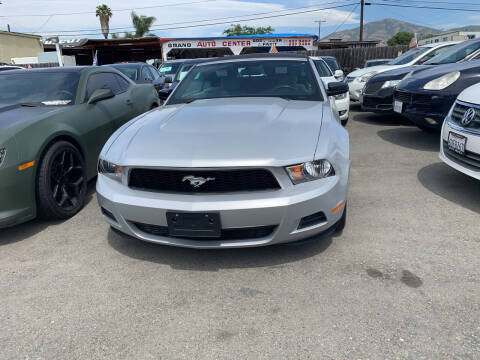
[397,61,480,90]
[0,103,69,132]
[347,64,406,78]
[106,97,324,168]
[457,82,480,104]
[369,65,432,82]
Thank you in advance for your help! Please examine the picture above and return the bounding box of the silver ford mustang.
[97,54,350,248]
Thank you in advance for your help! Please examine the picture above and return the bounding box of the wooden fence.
[295,45,409,74]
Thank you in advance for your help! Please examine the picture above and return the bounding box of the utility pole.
[314,20,326,41]
[359,0,365,42]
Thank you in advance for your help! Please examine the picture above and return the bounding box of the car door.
[80,72,136,174]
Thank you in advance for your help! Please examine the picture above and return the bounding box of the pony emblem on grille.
[182,175,215,188]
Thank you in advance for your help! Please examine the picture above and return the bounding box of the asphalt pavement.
[1,106,479,359]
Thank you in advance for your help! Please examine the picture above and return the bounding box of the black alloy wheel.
[37,141,87,220]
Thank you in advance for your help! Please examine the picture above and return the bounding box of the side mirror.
[326,82,349,97]
[87,88,115,104]
[334,70,344,79]
[158,88,172,101]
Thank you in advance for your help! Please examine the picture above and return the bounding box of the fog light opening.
[298,211,327,230]
[101,207,117,222]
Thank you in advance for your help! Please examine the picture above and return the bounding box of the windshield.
[175,64,195,82]
[0,72,80,105]
[425,41,480,64]
[312,59,333,77]
[388,47,430,65]
[112,66,138,81]
[167,60,322,105]
[323,57,339,71]
[159,62,181,76]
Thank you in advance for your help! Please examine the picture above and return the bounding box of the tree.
[96,4,112,39]
[421,33,436,40]
[223,24,274,36]
[131,11,156,38]
[387,32,414,46]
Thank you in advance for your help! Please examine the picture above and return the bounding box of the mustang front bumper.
[97,170,348,249]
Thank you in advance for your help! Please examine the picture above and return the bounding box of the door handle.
[126,99,133,105]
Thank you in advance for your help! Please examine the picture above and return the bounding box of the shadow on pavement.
[0,179,96,246]
[377,127,440,152]
[108,228,335,271]
[353,111,412,127]
[418,162,480,214]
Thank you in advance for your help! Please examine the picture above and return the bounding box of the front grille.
[443,140,480,170]
[364,81,383,95]
[129,168,281,193]
[415,93,431,103]
[394,90,412,103]
[133,222,277,240]
[450,101,480,130]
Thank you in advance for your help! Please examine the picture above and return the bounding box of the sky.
[0,0,478,39]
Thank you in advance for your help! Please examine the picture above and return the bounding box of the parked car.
[157,59,196,88]
[0,67,159,229]
[364,59,391,68]
[361,38,480,113]
[311,56,350,126]
[346,41,459,101]
[0,65,24,72]
[157,58,213,101]
[97,54,350,248]
[394,60,480,131]
[321,56,344,81]
[439,82,480,180]
[108,62,165,92]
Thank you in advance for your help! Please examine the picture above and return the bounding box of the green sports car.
[0,66,159,228]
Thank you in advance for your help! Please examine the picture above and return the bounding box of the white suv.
[346,42,459,100]
[440,82,480,180]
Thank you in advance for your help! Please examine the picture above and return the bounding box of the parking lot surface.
[1,107,479,359]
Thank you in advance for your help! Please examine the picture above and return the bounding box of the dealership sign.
[162,36,316,59]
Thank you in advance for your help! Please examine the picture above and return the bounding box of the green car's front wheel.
[36,141,87,220]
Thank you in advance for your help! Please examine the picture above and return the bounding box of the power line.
[328,4,360,38]
[371,2,480,12]
[0,0,217,18]
[33,0,354,35]
[378,0,480,6]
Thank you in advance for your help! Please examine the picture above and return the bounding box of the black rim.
[50,149,84,210]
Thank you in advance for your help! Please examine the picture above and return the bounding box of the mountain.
[449,25,480,32]
[323,18,441,42]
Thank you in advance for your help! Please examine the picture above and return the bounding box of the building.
[418,31,480,45]
[0,30,43,63]
[161,34,317,60]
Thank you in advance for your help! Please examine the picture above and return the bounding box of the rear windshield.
[0,72,80,105]
[425,40,480,64]
[167,59,322,105]
[111,66,138,81]
[313,59,333,77]
[389,47,430,65]
[159,62,181,76]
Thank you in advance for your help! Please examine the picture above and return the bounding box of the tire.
[36,141,87,220]
[335,204,347,233]
[341,116,349,127]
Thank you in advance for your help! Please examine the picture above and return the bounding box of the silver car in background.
[97,54,350,248]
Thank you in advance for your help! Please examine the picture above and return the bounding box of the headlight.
[0,148,6,167]
[98,158,122,181]
[423,71,460,90]
[381,80,401,89]
[286,159,335,184]
[358,72,378,83]
[334,92,347,100]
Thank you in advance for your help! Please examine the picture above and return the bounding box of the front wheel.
[36,141,87,220]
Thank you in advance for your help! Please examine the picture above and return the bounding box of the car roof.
[421,40,461,49]
[198,53,310,65]
[320,56,337,60]
[0,66,116,76]
[109,62,146,67]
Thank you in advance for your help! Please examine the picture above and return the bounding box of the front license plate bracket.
[166,212,221,238]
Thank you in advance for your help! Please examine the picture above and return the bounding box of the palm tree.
[96,4,112,39]
[131,11,156,38]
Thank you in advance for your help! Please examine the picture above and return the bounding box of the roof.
[0,30,41,40]
[0,66,113,75]
[168,33,318,41]
[195,53,310,64]
[162,57,216,64]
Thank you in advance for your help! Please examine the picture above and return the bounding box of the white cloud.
[0,0,359,38]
